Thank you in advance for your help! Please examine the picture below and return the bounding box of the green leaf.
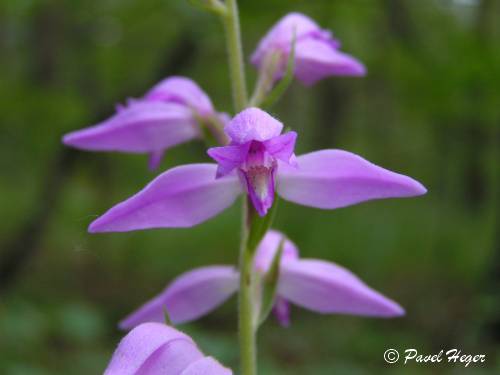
[246,195,279,255]
[260,29,297,109]
[257,238,285,327]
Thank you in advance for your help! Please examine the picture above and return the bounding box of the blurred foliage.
[0,0,499,373]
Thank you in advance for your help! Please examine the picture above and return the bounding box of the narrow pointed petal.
[63,101,199,153]
[277,150,426,210]
[120,266,239,329]
[104,322,195,375]
[225,108,283,143]
[207,143,250,178]
[146,76,214,116]
[263,132,297,164]
[279,259,405,317]
[148,150,165,171]
[272,297,291,327]
[181,357,233,375]
[294,39,366,85]
[89,164,242,232]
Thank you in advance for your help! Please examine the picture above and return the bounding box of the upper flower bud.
[251,12,366,86]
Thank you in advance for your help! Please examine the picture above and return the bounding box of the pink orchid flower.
[63,76,226,170]
[251,12,366,86]
[88,107,425,232]
[105,322,232,375]
[119,230,404,330]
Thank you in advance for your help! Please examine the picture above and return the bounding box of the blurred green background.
[1,0,499,373]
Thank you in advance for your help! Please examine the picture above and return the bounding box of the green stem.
[222,0,248,112]
[238,201,257,375]
[220,1,254,373]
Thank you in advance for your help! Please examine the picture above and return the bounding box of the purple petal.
[251,12,321,67]
[263,131,297,164]
[294,39,366,85]
[207,143,250,178]
[146,76,214,117]
[181,357,233,375]
[276,150,427,210]
[253,230,299,274]
[104,322,195,375]
[272,297,291,327]
[105,322,232,375]
[120,266,239,329]
[89,164,242,232]
[63,101,199,153]
[279,259,405,317]
[136,339,204,375]
[224,108,283,144]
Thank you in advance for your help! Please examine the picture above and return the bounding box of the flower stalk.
[220,1,258,373]
[222,0,248,112]
[238,209,257,375]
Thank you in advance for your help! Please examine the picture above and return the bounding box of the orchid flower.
[119,230,404,330]
[88,107,425,232]
[63,76,227,170]
[251,12,366,86]
[105,322,232,375]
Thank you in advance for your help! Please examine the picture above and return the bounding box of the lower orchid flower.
[63,76,227,170]
[105,322,232,375]
[88,107,425,232]
[119,230,404,330]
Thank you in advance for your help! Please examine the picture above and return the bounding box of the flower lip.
[240,162,277,216]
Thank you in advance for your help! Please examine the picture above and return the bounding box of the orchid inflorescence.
[64,5,426,375]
